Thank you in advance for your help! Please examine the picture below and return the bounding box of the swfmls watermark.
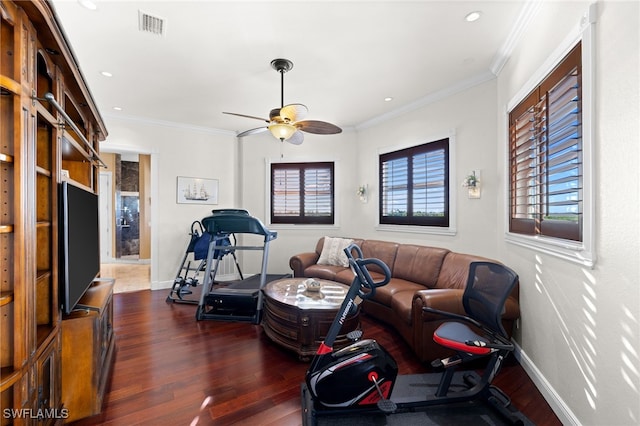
[2,408,69,420]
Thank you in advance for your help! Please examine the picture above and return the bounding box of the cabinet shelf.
[62,131,92,163]
[0,75,20,95]
[0,367,20,393]
[36,165,52,177]
[36,269,51,281]
[0,153,14,163]
[0,225,13,234]
[35,101,57,127]
[0,291,13,306]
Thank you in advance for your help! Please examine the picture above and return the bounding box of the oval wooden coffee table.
[261,278,360,360]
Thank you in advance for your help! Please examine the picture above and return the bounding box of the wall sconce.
[357,184,368,203]
[462,170,481,199]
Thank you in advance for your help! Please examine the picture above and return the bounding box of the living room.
[8,1,637,425]
[64,1,639,425]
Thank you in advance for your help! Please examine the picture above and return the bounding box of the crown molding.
[103,112,236,136]
[490,0,544,76]
[355,70,496,131]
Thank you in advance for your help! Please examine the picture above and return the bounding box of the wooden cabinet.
[61,279,115,423]
[0,1,108,424]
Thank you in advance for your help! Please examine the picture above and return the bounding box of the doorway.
[99,152,152,293]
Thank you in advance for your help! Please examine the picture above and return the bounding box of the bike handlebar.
[344,243,392,299]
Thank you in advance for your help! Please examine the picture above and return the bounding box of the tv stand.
[61,279,116,422]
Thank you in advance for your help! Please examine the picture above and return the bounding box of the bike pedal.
[346,330,363,341]
[376,398,397,414]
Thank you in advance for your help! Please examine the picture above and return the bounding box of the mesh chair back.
[462,262,519,338]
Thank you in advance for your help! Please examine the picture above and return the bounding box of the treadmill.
[195,209,287,323]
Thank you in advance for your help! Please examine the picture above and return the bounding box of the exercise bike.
[301,243,530,425]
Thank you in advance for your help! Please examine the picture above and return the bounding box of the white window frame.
[504,5,596,268]
[376,129,457,236]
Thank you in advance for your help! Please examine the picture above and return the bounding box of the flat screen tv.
[59,181,101,314]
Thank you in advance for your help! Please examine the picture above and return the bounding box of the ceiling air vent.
[138,10,165,36]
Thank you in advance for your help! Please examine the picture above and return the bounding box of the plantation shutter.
[271,162,334,224]
[509,43,582,241]
[272,167,300,218]
[379,138,449,227]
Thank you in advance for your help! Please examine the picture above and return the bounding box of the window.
[509,43,582,242]
[270,162,334,224]
[379,138,449,227]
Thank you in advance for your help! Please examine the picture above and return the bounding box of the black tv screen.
[59,181,100,314]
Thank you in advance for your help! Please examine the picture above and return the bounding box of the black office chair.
[424,261,521,422]
[432,261,518,357]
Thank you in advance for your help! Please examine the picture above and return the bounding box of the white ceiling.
[50,0,528,137]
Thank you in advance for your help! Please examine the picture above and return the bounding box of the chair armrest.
[289,252,320,277]
[413,289,465,320]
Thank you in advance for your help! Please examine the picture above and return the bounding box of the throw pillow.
[317,236,353,267]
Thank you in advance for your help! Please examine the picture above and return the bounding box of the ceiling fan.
[224,58,342,145]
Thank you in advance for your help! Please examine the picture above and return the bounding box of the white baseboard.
[513,342,580,425]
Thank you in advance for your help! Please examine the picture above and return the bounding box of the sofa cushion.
[361,240,399,276]
[303,264,344,281]
[435,252,495,290]
[334,268,356,285]
[372,278,425,307]
[393,245,449,288]
[317,236,353,267]
[390,290,418,325]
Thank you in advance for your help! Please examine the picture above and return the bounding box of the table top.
[263,278,351,310]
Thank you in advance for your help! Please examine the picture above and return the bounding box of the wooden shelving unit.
[0,1,109,424]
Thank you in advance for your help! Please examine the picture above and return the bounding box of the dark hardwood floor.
[70,289,561,425]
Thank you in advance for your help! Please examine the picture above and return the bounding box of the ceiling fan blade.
[280,104,308,123]
[237,126,268,138]
[287,130,304,145]
[296,120,342,135]
[223,112,270,123]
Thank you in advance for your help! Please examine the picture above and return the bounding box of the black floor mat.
[301,375,534,426]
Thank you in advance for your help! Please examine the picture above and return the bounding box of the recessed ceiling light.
[78,0,97,11]
[384,97,393,102]
[465,11,482,22]
[112,106,122,111]
[100,71,113,77]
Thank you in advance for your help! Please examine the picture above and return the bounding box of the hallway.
[100,262,151,293]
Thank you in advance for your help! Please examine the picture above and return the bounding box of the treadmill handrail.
[201,212,277,241]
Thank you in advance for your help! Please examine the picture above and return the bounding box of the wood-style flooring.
[70,287,561,426]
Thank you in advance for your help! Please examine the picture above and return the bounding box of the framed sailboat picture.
[177,176,218,205]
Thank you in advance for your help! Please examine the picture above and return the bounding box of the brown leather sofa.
[289,237,520,363]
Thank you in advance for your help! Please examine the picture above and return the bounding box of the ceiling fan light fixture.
[268,123,297,141]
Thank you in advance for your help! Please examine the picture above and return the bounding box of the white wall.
[354,80,500,254]
[100,117,237,289]
[496,2,639,425]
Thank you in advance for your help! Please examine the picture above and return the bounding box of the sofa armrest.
[289,252,320,277]
[503,296,520,320]
[413,289,465,320]
[414,290,520,320]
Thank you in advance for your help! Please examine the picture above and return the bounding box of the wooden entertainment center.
[0,1,111,424]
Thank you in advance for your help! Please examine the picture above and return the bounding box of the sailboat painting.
[177,176,218,205]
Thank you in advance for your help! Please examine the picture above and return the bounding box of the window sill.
[267,224,341,231]
[375,224,457,236]
[505,232,595,268]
